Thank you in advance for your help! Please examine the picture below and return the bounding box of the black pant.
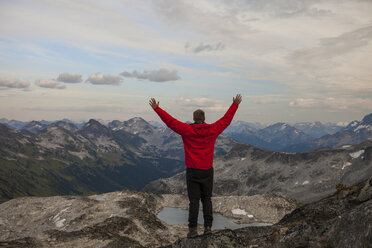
[186,167,214,228]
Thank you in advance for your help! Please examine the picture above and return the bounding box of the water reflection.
[157,207,272,230]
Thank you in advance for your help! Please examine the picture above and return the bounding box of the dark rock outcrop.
[163,177,372,248]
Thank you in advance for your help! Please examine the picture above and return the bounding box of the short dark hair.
[193,109,205,122]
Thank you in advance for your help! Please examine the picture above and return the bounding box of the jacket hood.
[190,123,213,136]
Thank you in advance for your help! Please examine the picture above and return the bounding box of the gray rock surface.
[0,191,296,247]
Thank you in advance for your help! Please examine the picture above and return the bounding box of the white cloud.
[35,79,66,89]
[120,69,180,82]
[57,72,82,83]
[177,95,226,112]
[0,77,30,89]
[289,98,319,108]
[86,73,122,85]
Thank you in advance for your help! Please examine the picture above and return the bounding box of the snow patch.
[55,218,66,228]
[232,209,247,215]
[280,124,287,131]
[240,157,246,161]
[342,162,352,170]
[53,207,70,228]
[354,125,372,132]
[342,145,351,148]
[302,180,309,185]
[349,150,364,159]
[350,121,359,127]
[231,209,254,218]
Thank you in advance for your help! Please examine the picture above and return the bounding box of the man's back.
[153,102,239,169]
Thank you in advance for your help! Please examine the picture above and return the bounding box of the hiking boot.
[204,226,212,235]
[187,227,198,238]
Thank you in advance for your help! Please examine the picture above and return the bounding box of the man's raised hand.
[233,94,242,105]
[149,98,159,109]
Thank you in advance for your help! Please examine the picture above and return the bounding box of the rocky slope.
[0,121,183,203]
[0,192,297,248]
[0,117,237,203]
[164,176,372,248]
[144,141,372,203]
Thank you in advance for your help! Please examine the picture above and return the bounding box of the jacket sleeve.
[154,106,191,136]
[211,102,239,135]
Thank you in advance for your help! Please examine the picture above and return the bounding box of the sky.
[0,0,371,124]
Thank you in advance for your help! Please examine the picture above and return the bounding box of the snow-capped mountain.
[51,120,79,132]
[346,113,372,132]
[20,121,47,135]
[293,121,345,138]
[255,122,313,150]
[223,120,265,134]
[285,113,372,152]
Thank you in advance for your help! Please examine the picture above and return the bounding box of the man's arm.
[211,94,242,135]
[149,98,191,136]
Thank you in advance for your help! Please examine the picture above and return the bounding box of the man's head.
[193,109,205,123]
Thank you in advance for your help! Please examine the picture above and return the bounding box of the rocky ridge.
[144,141,372,203]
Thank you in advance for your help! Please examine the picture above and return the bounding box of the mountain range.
[0,117,235,203]
[1,112,372,202]
[284,113,372,152]
[2,113,371,153]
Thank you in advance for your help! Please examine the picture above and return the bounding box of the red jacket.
[154,102,239,169]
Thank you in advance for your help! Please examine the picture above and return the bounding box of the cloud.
[289,98,319,108]
[0,77,30,89]
[289,97,372,111]
[57,72,82,83]
[35,79,66,89]
[251,97,280,105]
[177,96,226,112]
[229,0,331,18]
[120,69,180,82]
[185,42,225,53]
[23,105,126,113]
[291,25,372,66]
[86,73,122,85]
